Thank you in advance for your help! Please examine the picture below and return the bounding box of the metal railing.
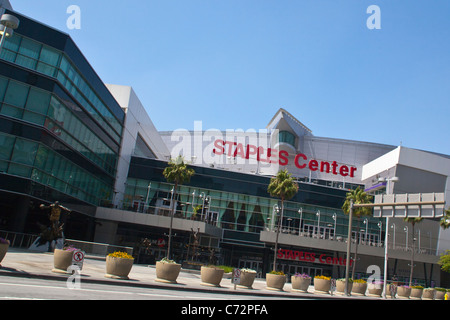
[0,230,39,248]
[64,239,133,256]
[0,230,133,256]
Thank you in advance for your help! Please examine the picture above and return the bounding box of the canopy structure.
[368,193,446,218]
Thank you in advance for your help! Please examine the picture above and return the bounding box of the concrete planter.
[336,280,352,295]
[237,270,257,289]
[0,243,9,266]
[266,273,286,291]
[200,266,224,287]
[397,286,411,299]
[422,288,436,300]
[314,278,331,294]
[155,261,181,284]
[435,289,446,300]
[291,276,311,293]
[52,249,73,273]
[105,256,134,279]
[368,283,384,297]
[410,288,423,300]
[351,282,367,296]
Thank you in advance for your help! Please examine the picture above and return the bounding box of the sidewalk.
[0,248,379,300]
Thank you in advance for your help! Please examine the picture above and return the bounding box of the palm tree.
[267,169,299,272]
[163,155,195,260]
[403,217,423,286]
[342,186,373,279]
[440,208,450,230]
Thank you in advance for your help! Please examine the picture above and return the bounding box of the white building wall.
[106,84,170,206]
[362,146,450,256]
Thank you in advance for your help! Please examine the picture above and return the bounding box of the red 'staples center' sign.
[213,140,357,178]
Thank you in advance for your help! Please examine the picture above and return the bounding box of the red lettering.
[287,250,294,260]
[224,141,236,156]
[270,149,279,164]
[277,249,284,259]
[279,150,289,166]
[245,144,257,159]
[294,153,307,169]
[320,161,330,173]
[340,165,349,177]
[309,253,316,262]
[234,143,245,158]
[213,140,225,155]
[331,161,338,175]
[309,159,318,171]
[350,166,357,178]
[298,251,305,261]
[257,146,265,162]
[319,254,326,264]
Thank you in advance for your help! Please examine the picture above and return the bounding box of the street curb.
[0,269,351,300]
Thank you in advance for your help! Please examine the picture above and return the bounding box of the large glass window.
[0,76,118,176]
[8,139,38,177]
[1,33,124,144]
[2,80,29,119]
[279,131,296,147]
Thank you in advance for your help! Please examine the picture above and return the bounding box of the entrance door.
[238,259,263,278]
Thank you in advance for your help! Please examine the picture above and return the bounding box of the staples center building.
[0,2,449,287]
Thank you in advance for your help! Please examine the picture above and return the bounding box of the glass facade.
[0,33,123,144]
[123,157,383,245]
[0,10,125,211]
[0,76,118,176]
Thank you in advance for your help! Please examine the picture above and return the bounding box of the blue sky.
[11,0,450,155]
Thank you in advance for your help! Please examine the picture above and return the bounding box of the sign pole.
[344,199,353,296]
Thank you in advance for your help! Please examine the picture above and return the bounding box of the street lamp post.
[404,226,409,250]
[298,208,303,235]
[0,14,20,54]
[316,210,321,238]
[380,176,399,299]
[364,218,368,243]
[332,213,337,239]
[378,221,382,246]
[344,200,354,296]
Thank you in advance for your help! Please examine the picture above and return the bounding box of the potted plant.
[397,285,411,299]
[422,288,436,300]
[266,271,286,291]
[368,281,384,297]
[238,268,257,289]
[336,278,352,295]
[291,273,311,293]
[216,265,234,278]
[105,251,134,280]
[0,237,10,267]
[200,265,225,287]
[155,257,182,284]
[314,275,331,294]
[351,279,368,296]
[410,285,424,299]
[52,245,78,274]
[435,287,447,300]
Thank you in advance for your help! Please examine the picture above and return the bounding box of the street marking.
[0,282,241,300]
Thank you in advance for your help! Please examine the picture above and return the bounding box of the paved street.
[0,275,295,300]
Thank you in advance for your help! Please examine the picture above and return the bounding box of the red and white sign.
[277,249,353,267]
[213,139,357,178]
[72,250,85,270]
[157,238,166,248]
[232,268,241,285]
